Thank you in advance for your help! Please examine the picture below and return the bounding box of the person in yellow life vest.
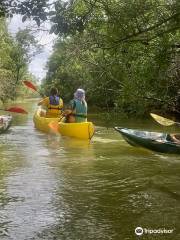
[38,87,63,118]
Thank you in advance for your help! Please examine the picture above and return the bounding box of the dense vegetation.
[44,0,180,116]
[0,18,40,103]
[0,0,180,116]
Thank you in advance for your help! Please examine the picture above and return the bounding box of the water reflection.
[0,101,180,239]
[0,107,58,239]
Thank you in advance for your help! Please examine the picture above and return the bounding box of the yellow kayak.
[58,121,95,140]
[33,109,59,133]
[33,109,95,140]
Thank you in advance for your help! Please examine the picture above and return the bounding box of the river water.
[0,100,180,240]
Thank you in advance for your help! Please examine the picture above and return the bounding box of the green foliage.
[0,18,39,103]
[1,0,180,116]
[10,28,41,86]
[44,0,180,115]
[43,0,180,116]
[0,0,48,25]
[44,38,88,102]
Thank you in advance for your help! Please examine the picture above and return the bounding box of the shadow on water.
[0,101,180,239]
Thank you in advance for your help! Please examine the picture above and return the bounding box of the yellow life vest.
[46,96,63,117]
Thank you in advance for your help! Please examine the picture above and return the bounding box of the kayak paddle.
[48,121,60,133]
[48,116,65,133]
[23,80,44,97]
[0,107,28,114]
[150,113,180,126]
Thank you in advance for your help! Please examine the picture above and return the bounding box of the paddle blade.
[48,121,59,133]
[5,107,28,114]
[150,113,175,126]
[23,81,37,92]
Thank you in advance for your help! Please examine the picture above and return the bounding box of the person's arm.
[37,97,48,106]
[170,134,180,144]
[37,99,43,106]
[62,100,74,116]
[59,98,64,109]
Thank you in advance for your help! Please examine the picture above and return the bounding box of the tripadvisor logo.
[135,227,174,236]
[135,227,143,236]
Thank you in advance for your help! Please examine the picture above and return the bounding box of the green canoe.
[114,127,180,154]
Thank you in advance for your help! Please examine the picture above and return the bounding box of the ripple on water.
[0,108,180,239]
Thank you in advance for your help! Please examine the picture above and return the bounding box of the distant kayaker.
[38,87,63,117]
[63,88,87,123]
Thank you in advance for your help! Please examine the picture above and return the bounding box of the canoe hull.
[58,121,95,140]
[33,109,58,133]
[115,127,180,154]
[33,109,95,140]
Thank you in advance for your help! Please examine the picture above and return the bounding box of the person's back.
[70,98,87,122]
[38,87,63,118]
[64,88,87,123]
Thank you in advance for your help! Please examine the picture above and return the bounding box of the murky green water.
[0,100,180,240]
